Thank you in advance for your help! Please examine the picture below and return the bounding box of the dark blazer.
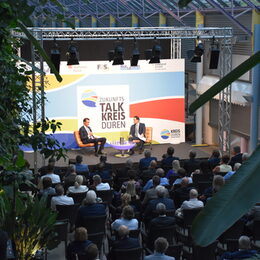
[149,216,176,230]
[183,159,201,176]
[139,157,157,171]
[66,240,92,260]
[79,126,93,144]
[130,123,146,138]
[161,156,180,169]
[220,249,258,260]
[75,203,106,227]
[144,198,175,220]
[229,153,243,169]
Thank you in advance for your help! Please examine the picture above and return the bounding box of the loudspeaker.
[50,53,60,73]
[209,49,220,69]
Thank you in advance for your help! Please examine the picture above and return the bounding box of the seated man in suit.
[107,225,140,260]
[144,237,175,260]
[229,146,243,170]
[128,116,146,155]
[79,118,106,157]
[220,236,258,260]
[161,147,180,172]
[139,150,157,172]
[144,186,174,224]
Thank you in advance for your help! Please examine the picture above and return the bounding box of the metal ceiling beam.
[242,0,260,12]
[205,0,252,36]
[146,0,187,25]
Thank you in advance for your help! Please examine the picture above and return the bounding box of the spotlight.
[187,39,204,63]
[209,37,220,69]
[149,38,161,64]
[130,38,140,66]
[50,39,60,73]
[145,49,152,61]
[112,39,124,65]
[66,39,79,65]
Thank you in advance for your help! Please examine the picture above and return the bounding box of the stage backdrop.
[42,59,185,149]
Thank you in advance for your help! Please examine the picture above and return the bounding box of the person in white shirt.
[41,165,61,184]
[51,184,74,210]
[67,175,88,194]
[175,189,204,218]
[93,175,110,191]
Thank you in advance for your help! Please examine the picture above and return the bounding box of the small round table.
[110,141,136,158]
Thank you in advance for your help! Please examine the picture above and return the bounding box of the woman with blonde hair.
[68,175,88,193]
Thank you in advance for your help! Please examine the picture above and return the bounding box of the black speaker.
[50,53,60,73]
[209,49,220,69]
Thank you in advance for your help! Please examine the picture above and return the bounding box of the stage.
[24,142,214,168]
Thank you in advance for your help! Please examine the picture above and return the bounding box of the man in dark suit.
[229,146,243,169]
[161,147,180,172]
[129,116,146,155]
[79,118,106,157]
[108,225,140,260]
[183,150,200,176]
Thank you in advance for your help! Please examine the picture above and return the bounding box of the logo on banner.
[160,129,170,139]
[171,129,181,138]
[82,90,97,107]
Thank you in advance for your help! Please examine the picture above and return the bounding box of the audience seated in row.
[67,175,88,194]
[39,176,56,195]
[183,150,201,177]
[161,147,180,171]
[40,165,61,184]
[75,190,106,227]
[92,175,110,191]
[75,155,89,174]
[139,150,158,172]
[51,184,74,211]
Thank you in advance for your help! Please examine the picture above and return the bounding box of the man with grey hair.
[144,237,175,260]
[93,174,110,191]
[224,163,241,180]
[139,150,157,172]
[183,150,200,176]
[220,235,258,259]
[51,184,74,210]
[108,225,140,260]
[175,189,203,218]
[242,153,250,162]
[144,186,174,223]
[64,165,87,192]
[143,168,169,192]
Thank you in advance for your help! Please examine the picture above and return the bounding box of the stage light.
[50,39,60,73]
[66,39,79,65]
[209,37,220,69]
[112,38,124,65]
[130,38,140,66]
[149,38,162,64]
[145,49,152,60]
[187,39,204,63]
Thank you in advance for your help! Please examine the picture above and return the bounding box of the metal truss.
[16,27,233,41]
[218,35,233,156]
[31,0,259,35]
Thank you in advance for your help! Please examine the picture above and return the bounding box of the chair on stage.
[132,127,153,150]
[74,131,101,148]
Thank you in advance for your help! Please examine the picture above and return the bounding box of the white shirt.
[219,164,232,173]
[51,195,74,210]
[135,123,139,136]
[41,173,61,184]
[181,198,204,210]
[96,183,110,191]
[111,218,139,231]
[67,185,88,194]
[84,125,94,139]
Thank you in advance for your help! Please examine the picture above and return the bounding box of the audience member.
[208,150,221,170]
[111,205,138,231]
[143,176,169,206]
[171,177,191,208]
[51,184,74,210]
[220,236,258,260]
[39,177,56,195]
[75,190,106,227]
[64,165,87,192]
[143,168,169,192]
[229,146,243,169]
[166,160,180,179]
[92,175,110,191]
[175,189,203,218]
[224,163,241,181]
[40,165,61,184]
[173,168,192,185]
[108,225,140,260]
[141,160,158,184]
[84,244,99,260]
[144,237,175,260]
[21,160,33,176]
[38,158,60,176]
[183,150,200,176]
[214,155,232,173]
[121,170,141,193]
[139,150,157,172]
[75,155,89,173]
[67,175,88,193]
[66,227,93,260]
[114,159,134,187]
[161,147,180,171]
[144,186,175,223]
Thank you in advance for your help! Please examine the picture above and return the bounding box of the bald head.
[118,225,129,238]
[239,236,251,250]
[181,177,189,187]
[189,189,198,199]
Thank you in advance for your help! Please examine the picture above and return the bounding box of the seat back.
[74,131,84,147]
[252,220,260,241]
[145,127,152,143]
[219,219,244,243]
[81,215,107,234]
[196,181,212,195]
[56,203,80,226]
[166,244,182,260]
[182,208,202,227]
[192,174,213,184]
[192,240,218,260]
[149,225,176,247]
[88,232,104,251]
[68,192,87,204]
[53,220,69,243]
[96,189,113,204]
[114,247,142,260]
